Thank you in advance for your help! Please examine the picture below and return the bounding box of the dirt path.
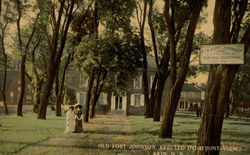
[19,115,136,155]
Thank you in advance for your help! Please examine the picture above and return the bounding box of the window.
[150,76,155,88]
[27,84,32,92]
[80,75,87,87]
[131,94,144,107]
[26,95,32,101]
[185,101,188,109]
[189,92,195,98]
[134,95,141,107]
[134,76,142,89]
[190,102,193,107]
[80,93,86,105]
[115,97,122,109]
[179,101,184,109]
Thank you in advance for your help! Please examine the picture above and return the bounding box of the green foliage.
[186,32,212,78]
[63,87,76,105]
[74,32,142,95]
[232,49,250,100]
[97,0,136,33]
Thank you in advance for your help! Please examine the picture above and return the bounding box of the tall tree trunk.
[84,68,95,122]
[38,62,58,119]
[90,70,107,118]
[197,66,238,155]
[153,51,170,121]
[147,0,160,119]
[137,0,151,118]
[153,73,168,121]
[15,0,37,116]
[55,65,60,116]
[89,65,102,118]
[88,0,99,119]
[196,0,249,154]
[89,88,101,118]
[160,83,180,138]
[16,0,24,117]
[160,0,204,138]
[31,40,42,113]
[38,0,75,119]
[33,80,42,113]
[56,53,71,116]
[142,55,150,118]
[0,31,8,114]
[17,55,26,116]
[148,73,158,118]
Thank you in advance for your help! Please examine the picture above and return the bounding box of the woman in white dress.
[65,106,75,133]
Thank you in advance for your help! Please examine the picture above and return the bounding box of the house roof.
[182,83,202,92]
[0,70,19,90]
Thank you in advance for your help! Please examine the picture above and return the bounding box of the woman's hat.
[74,104,83,109]
[67,106,74,111]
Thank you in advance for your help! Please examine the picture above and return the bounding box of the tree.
[147,0,170,121]
[23,18,51,114]
[72,0,138,121]
[74,33,141,119]
[12,0,40,116]
[0,0,14,114]
[55,53,71,116]
[37,0,77,119]
[135,0,152,118]
[146,0,210,122]
[197,0,250,154]
[159,0,206,138]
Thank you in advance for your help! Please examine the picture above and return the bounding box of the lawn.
[127,114,250,155]
[0,112,249,155]
[0,112,66,154]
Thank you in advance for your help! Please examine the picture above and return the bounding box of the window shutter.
[140,76,142,88]
[141,94,144,106]
[130,94,135,106]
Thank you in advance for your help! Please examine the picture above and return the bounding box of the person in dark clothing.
[74,104,83,133]
[196,109,202,117]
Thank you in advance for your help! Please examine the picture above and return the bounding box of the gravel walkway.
[19,115,138,155]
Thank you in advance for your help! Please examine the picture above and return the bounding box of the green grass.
[1,112,250,155]
[127,115,250,155]
[0,112,66,154]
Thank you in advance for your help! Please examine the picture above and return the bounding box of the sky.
[3,0,216,85]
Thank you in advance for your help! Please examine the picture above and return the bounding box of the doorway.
[115,96,123,110]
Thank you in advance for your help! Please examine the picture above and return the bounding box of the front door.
[115,96,122,110]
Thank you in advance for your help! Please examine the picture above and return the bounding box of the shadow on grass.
[222,131,250,139]
[87,121,126,126]
[0,140,33,145]
[228,122,250,126]
[83,130,133,136]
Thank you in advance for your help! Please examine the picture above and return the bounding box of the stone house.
[0,71,33,106]
[177,83,205,111]
[66,57,205,116]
